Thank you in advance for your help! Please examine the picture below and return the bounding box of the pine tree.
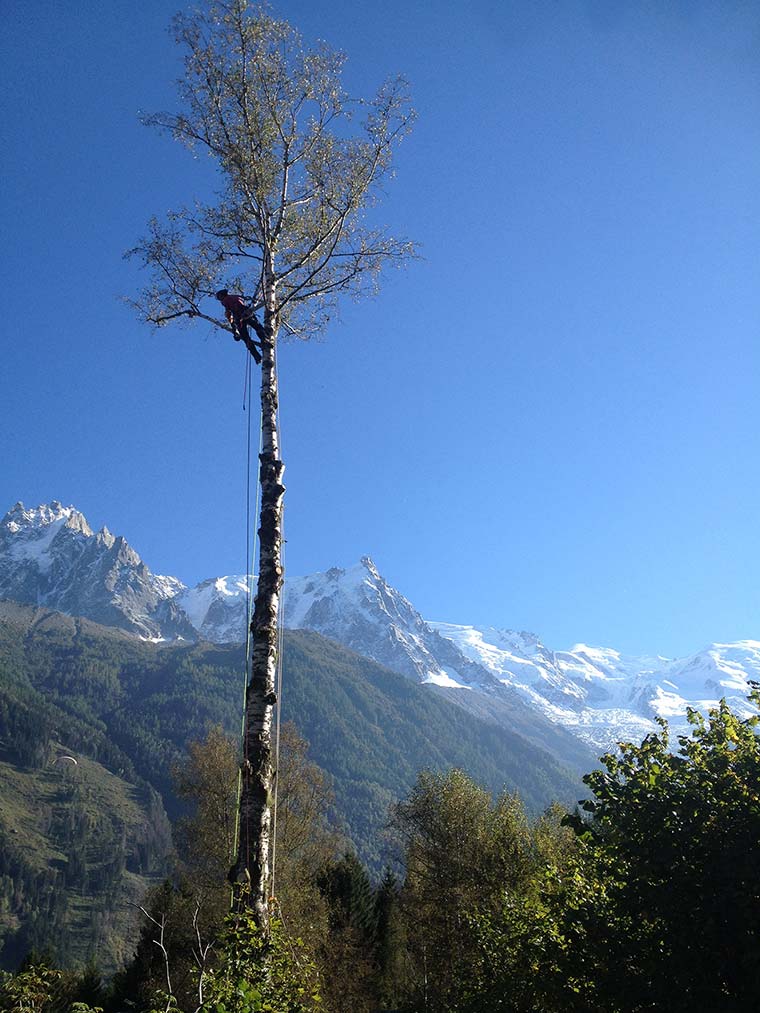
[128,0,415,929]
[374,868,407,1009]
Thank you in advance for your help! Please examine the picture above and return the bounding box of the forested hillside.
[0,600,583,968]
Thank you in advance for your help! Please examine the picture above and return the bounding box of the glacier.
[428,623,760,749]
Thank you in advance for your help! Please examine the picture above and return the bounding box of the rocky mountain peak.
[98,526,116,549]
[2,500,93,540]
[359,555,380,577]
[0,501,195,641]
[2,500,758,756]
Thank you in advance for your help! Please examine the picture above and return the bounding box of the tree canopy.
[128,0,416,340]
[457,692,760,1013]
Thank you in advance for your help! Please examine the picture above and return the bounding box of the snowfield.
[429,622,760,749]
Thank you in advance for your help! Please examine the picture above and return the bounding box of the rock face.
[181,558,511,690]
[0,502,195,640]
[284,558,503,689]
[2,501,758,753]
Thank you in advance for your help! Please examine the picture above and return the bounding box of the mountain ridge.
[0,501,193,640]
[0,598,583,860]
[2,500,757,753]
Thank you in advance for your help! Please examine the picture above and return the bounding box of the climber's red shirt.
[221,293,248,320]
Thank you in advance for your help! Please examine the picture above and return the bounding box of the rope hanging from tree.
[232,348,262,904]
[232,341,286,907]
[269,336,286,901]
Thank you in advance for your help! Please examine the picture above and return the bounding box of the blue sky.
[2,1,759,656]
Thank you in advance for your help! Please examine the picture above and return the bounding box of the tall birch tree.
[128,0,415,929]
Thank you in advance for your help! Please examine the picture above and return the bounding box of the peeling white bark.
[230,296,285,931]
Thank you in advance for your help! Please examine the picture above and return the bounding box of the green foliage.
[372,868,406,1009]
[570,694,760,1010]
[456,692,760,1013]
[140,911,321,1013]
[144,722,339,1008]
[317,852,377,942]
[109,881,199,1011]
[0,957,104,1012]
[172,725,239,914]
[198,914,321,1013]
[302,851,407,1013]
[393,769,545,1012]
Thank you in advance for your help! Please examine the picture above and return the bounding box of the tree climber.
[215,289,262,363]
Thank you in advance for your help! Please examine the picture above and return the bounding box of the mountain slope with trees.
[0,599,585,967]
[0,503,597,775]
[8,690,758,1011]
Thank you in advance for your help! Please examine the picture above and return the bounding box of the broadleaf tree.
[128,0,415,929]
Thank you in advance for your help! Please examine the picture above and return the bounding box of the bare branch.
[139,906,173,1009]
[191,902,215,1013]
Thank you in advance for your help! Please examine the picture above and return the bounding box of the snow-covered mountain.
[2,501,758,753]
[0,502,194,640]
[178,574,253,644]
[181,557,502,689]
[180,558,760,751]
[429,624,760,750]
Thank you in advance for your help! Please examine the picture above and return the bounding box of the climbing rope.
[232,349,263,902]
[269,333,286,900]
[231,335,287,907]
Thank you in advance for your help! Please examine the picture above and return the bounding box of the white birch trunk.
[230,277,284,930]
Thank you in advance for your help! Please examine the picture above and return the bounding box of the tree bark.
[230,305,284,931]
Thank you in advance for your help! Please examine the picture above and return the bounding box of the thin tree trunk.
[230,305,285,931]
